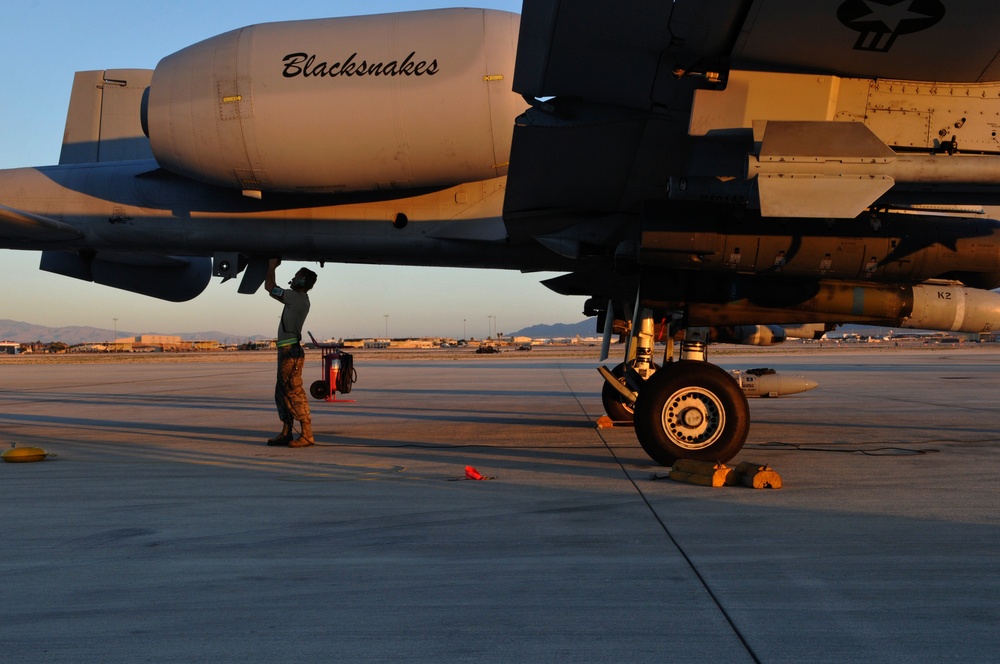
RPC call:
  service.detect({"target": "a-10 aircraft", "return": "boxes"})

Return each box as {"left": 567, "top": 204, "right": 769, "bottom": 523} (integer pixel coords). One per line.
{"left": 3, "top": 0, "right": 1000, "bottom": 465}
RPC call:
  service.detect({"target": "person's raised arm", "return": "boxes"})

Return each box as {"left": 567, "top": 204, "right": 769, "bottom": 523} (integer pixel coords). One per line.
{"left": 265, "top": 258, "right": 280, "bottom": 295}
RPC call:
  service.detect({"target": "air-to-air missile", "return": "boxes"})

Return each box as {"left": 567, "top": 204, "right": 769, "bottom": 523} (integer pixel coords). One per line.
{"left": 730, "top": 368, "right": 818, "bottom": 397}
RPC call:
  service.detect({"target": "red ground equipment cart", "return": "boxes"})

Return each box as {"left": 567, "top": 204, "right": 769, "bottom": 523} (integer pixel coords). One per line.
{"left": 307, "top": 332, "right": 356, "bottom": 402}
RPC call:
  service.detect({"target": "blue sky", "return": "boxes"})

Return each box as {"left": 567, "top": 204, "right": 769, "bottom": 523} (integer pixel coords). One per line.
{"left": 0, "top": 1, "right": 589, "bottom": 339}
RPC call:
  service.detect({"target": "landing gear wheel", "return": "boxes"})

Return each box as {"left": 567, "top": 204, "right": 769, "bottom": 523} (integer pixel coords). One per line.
{"left": 633, "top": 360, "right": 750, "bottom": 466}
{"left": 310, "top": 380, "right": 330, "bottom": 400}
{"left": 601, "top": 362, "right": 658, "bottom": 422}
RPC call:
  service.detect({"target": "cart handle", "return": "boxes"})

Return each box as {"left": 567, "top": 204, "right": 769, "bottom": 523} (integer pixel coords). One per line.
{"left": 307, "top": 331, "right": 341, "bottom": 348}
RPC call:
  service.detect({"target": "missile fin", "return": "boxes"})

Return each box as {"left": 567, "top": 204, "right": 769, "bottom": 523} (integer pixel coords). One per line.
{"left": 757, "top": 174, "right": 895, "bottom": 219}
{"left": 753, "top": 121, "right": 896, "bottom": 218}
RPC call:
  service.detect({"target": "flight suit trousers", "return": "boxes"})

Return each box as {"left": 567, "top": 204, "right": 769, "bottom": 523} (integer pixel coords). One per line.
{"left": 275, "top": 344, "right": 311, "bottom": 430}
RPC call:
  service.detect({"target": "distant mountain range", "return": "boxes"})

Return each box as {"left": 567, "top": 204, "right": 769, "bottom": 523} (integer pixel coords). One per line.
{"left": 512, "top": 319, "right": 599, "bottom": 339}
{"left": 0, "top": 319, "right": 263, "bottom": 346}
{"left": 0, "top": 318, "right": 600, "bottom": 345}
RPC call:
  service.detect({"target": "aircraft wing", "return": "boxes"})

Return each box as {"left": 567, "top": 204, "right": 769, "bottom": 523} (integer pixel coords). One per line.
{"left": 0, "top": 204, "right": 83, "bottom": 244}
{"left": 732, "top": 0, "right": 1000, "bottom": 83}
{"left": 513, "top": 0, "right": 1000, "bottom": 107}
{"left": 512, "top": 0, "right": 745, "bottom": 108}
{"left": 505, "top": 0, "right": 1000, "bottom": 226}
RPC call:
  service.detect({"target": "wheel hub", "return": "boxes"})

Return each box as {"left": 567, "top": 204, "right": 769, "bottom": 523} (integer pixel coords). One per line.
{"left": 662, "top": 388, "right": 725, "bottom": 450}
{"left": 680, "top": 407, "right": 704, "bottom": 428}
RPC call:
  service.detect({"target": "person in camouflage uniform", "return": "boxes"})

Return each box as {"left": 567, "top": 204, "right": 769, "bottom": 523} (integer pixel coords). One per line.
{"left": 264, "top": 258, "right": 318, "bottom": 447}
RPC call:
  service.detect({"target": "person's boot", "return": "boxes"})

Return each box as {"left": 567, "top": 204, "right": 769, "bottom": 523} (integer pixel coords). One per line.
{"left": 289, "top": 420, "right": 314, "bottom": 447}
{"left": 267, "top": 421, "right": 293, "bottom": 446}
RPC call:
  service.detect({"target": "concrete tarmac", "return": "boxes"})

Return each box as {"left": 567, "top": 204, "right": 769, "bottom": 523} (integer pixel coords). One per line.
{"left": 1, "top": 347, "right": 998, "bottom": 662}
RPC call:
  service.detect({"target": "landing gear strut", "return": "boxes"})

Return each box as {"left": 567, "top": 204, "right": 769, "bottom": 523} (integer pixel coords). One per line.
{"left": 600, "top": 311, "right": 658, "bottom": 421}
{"left": 601, "top": 363, "right": 638, "bottom": 421}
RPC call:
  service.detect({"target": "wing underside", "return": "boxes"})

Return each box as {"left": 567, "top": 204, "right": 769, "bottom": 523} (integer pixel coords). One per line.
{"left": 513, "top": 0, "right": 1000, "bottom": 106}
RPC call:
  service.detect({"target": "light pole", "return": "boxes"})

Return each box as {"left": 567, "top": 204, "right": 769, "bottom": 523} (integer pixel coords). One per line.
{"left": 384, "top": 314, "right": 389, "bottom": 339}
{"left": 463, "top": 318, "right": 467, "bottom": 340}
{"left": 487, "top": 315, "right": 493, "bottom": 340}
{"left": 112, "top": 317, "right": 118, "bottom": 352}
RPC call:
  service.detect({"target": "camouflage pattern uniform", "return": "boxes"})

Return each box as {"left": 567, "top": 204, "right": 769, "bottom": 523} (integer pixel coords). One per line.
{"left": 275, "top": 342, "right": 310, "bottom": 436}
{"left": 270, "top": 286, "right": 312, "bottom": 444}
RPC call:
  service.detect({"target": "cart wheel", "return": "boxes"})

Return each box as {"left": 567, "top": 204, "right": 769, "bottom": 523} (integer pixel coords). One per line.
{"left": 310, "top": 380, "right": 330, "bottom": 400}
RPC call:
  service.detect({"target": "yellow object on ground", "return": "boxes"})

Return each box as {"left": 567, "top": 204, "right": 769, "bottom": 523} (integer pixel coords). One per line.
{"left": 1, "top": 445, "right": 49, "bottom": 463}
{"left": 733, "top": 462, "right": 783, "bottom": 489}
{"left": 666, "top": 459, "right": 783, "bottom": 488}
{"left": 669, "top": 459, "right": 734, "bottom": 487}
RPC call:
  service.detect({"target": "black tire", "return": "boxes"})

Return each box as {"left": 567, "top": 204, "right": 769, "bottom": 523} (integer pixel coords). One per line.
{"left": 633, "top": 361, "right": 750, "bottom": 466}
{"left": 310, "top": 380, "right": 330, "bottom": 400}
{"left": 601, "top": 361, "right": 658, "bottom": 422}
{"left": 601, "top": 363, "right": 635, "bottom": 421}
